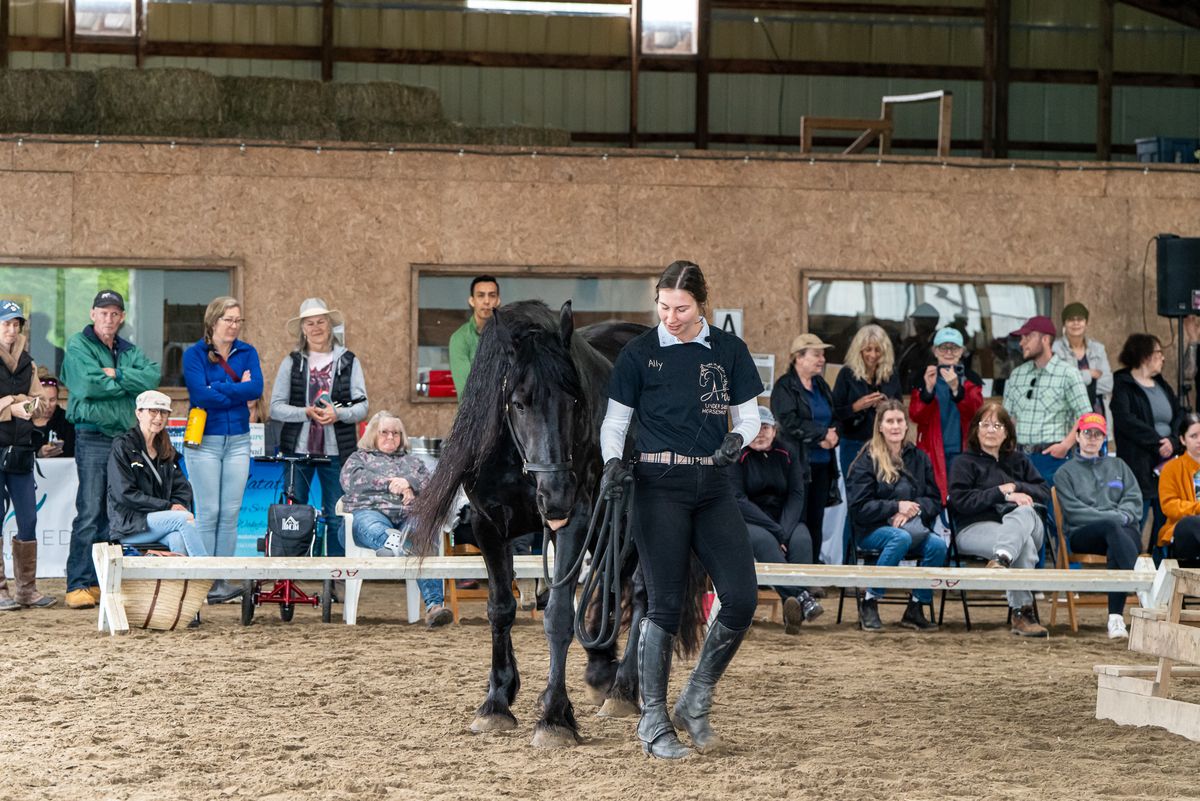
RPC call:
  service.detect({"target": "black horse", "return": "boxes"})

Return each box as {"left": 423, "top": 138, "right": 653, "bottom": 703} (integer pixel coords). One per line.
{"left": 411, "top": 300, "right": 701, "bottom": 747}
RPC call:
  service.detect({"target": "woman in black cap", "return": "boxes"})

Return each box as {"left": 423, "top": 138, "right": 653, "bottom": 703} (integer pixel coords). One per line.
{"left": 600, "top": 260, "right": 762, "bottom": 759}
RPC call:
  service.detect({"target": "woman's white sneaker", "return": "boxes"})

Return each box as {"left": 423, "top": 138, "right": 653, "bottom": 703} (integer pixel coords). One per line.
{"left": 1107, "top": 614, "right": 1129, "bottom": 640}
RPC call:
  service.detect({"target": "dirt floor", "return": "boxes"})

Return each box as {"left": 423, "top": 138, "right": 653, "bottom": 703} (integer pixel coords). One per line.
{"left": 1, "top": 580, "right": 1197, "bottom": 801}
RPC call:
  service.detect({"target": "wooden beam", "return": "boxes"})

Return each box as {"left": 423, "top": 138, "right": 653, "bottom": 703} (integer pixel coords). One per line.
{"left": 1097, "top": 0, "right": 1114, "bottom": 160}
{"left": 629, "top": 0, "right": 639, "bottom": 147}
{"left": 712, "top": 0, "right": 984, "bottom": 16}
{"left": 695, "top": 0, "right": 711, "bottom": 149}
{"left": 995, "top": 0, "right": 1010, "bottom": 157}
{"left": 0, "top": 0, "right": 9, "bottom": 69}
{"left": 982, "top": 0, "right": 996, "bottom": 157}
{"left": 321, "top": 0, "right": 334, "bottom": 82}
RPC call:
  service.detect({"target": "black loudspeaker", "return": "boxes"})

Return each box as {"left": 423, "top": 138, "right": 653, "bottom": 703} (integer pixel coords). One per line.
{"left": 1158, "top": 234, "right": 1200, "bottom": 317}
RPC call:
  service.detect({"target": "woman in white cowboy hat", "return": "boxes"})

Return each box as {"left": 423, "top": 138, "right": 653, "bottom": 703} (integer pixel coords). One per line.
{"left": 269, "top": 298, "right": 369, "bottom": 556}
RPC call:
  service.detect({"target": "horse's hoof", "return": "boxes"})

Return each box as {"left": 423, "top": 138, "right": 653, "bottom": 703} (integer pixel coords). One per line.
{"left": 469, "top": 714, "right": 518, "bottom": 733}
{"left": 583, "top": 685, "right": 608, "bottom": 706}
{"left": 596, "top": 697, "right": 639, "bottom": 719}
{"left": 530, "top": 725, "right": 580, "bottom": 748}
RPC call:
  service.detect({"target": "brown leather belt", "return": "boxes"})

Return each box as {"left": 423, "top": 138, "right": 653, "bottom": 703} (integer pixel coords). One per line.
{"left": 637, "top": 451, "right": 714, "bottom": 466}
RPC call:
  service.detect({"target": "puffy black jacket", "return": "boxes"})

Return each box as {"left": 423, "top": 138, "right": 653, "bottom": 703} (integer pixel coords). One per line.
{"left": 845, "top": 443, "right": 941, "bottom": 541}
{"left": 726, "top": 440, "right": 807, "bottom": 544}
{"left": 1110, "top": 367, "right": 1183, "bottom": 498}
{"left": 106, "top": 427, "right": 193, "bottom": 539}
{"left": 946, "top": 447, "right": 1049, "bottom": 530}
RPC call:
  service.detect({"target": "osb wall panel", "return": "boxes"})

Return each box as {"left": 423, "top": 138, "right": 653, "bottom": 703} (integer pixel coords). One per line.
{"left": 3, "top": 139, "right": 1199, "bottom": 437}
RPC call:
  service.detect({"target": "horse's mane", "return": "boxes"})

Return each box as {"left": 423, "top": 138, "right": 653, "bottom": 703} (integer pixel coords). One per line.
{"left": 410, "top": 300, "right": 608, "bottom": 554}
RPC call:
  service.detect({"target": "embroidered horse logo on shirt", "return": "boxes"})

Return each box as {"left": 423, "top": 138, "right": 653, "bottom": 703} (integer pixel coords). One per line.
{"left": 699, "top": 363, "right": 730, "bottom": 414}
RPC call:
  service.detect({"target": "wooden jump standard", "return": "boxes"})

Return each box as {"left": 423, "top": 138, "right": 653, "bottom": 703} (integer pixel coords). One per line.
{"left": 93, "top": 544, "right": 1170, "bottom": 636}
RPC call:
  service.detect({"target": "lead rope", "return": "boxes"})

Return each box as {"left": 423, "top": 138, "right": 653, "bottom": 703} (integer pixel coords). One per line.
{"left": 539, "top": 467, "right": 635, "bottom": 651}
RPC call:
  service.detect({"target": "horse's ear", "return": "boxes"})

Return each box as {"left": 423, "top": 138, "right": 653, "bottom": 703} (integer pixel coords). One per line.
{"left": 559, "top": 300, "right": 574, "bottom": 346}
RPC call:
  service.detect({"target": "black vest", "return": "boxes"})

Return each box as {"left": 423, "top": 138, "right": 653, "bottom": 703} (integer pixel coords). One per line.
{"left": 0, "top": 351, "right": 35, "bottom": 448}
{"left": 278, "top": 350, "right": 359, "bottom": 457}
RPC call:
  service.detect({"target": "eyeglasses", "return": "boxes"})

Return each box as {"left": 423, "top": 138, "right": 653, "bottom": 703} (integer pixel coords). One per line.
{"left": 1079, "top": 429, "right": 1106, "bottom": 439}
{"left": 935, "top": 344, "right": 963, "bottom": 353}
{"left": 978, "top": 422, "right": 1005, "bottom": 432}
{"left": 378, "top": 430, "right": 403, "bottom": 439}
{"left": 140, "top": 408, "right": 170, "bottom": 417}
{"left": 219, "top": 317, "right": 245, "bottom": 325}
{"left": 1025, "top": 377, "right": 1038, "bottom": 400}
{"left": 40, "top": 378, "right": 58, "bottom": 387}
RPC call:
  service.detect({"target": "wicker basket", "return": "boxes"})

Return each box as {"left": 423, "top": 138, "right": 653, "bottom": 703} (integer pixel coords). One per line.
{"left": 123, "top": 578, "right": 212, "bottom": 631}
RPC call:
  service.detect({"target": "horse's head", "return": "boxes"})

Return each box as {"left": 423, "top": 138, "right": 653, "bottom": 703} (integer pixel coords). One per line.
{"left": 496, "top": 300, "right": 584, "bottom": 530}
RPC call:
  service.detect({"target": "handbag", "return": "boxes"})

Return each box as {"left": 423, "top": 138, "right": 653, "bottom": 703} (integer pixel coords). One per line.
{"left": 900, "top": 515, "right": 931, "bottom": 554}
{"left": 0, "top": 445, "right": 34, "bottom": 474}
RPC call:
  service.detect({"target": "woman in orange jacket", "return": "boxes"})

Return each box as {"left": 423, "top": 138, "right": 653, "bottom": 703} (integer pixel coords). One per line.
{"left": 1156, "top": 412, "right": 1200, "bottom": 565}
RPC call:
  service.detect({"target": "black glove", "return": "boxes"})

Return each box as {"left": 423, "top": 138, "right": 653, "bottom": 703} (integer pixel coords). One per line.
{"left": 712, "top": 433, "right": 743, "bottom": 467}
{"left": 601, "top": 457, "right": 630, "bottom": 500}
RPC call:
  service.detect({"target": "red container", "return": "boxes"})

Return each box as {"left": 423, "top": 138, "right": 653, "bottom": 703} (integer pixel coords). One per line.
{"left": 427, "top": 383, "right": 457, "bottom": 398}
{"left": 429, "top": 369, "right": 454, "bottom": 386}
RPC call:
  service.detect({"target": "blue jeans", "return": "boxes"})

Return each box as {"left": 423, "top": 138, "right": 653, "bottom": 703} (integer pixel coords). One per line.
{"left": 351, "top": 508, "right": 443, "bottom": 607}
{"left": 186, "top": 433, "right": 251, "bottom": 558}
{"left": 857, "top": 525, "right": 949, "bottom": 603}
{"left": 67, "top": 430, "right": 114, "bottom": 591}
{"left": 286, "top": 454, "right": 344, "bottom": 557}
{"left": 1027, "top": 451, "right": 1068, "bottom": 566}
{"left": 1, "top": 468, "right": 37, "bottom": 541}
{"left": 121, "top": 510, "right": 211, "bottom": 557}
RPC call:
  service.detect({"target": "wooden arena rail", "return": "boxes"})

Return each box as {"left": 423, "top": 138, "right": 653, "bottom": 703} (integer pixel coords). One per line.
{"left": 93, "top": 544, "right": 1171, "bottom": 635}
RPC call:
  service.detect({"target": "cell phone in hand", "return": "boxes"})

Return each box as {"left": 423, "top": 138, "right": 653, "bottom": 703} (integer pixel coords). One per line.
{"left": 315, "top": 391, "right": 333, "bottom": 407}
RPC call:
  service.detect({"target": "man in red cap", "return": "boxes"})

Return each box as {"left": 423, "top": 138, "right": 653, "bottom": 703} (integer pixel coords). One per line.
{"left": 1002, "top": 315, "right": 1092, "bottom": 506}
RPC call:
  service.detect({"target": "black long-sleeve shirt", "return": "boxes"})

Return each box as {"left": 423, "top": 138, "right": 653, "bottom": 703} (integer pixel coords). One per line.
{"left": 726, "top": 441, "right": 808, "bottom": 543}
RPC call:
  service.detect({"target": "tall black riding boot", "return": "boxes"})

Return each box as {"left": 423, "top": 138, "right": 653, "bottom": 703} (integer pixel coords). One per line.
{"left": 671, "top": 620, "right": 747, "bottom": 754}
{"left": 637, "top": 618, "right": 693, "bottom": 759}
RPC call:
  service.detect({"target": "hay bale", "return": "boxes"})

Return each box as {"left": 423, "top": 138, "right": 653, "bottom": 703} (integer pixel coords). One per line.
{"left": 338, "top": 121, "right": 570, "bottom": 148}
{"left": 0, "top": 69, "right": 97, "bottom": 135}
{"left": 325, "top": 82, "right": 443, "bottom": 127}
{"left": 216, "top": 120, "right": 341, "bottom": 142}
{"left": 219, "top": 76, "right": 327, "bottom": 125}
{"left": 95, "top": 68, "right": 221, "bottom": 137}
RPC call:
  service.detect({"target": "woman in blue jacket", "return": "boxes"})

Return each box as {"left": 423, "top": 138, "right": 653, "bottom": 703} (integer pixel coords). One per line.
{"left": 183, "top": 296, "right": 263, "bottom": 603}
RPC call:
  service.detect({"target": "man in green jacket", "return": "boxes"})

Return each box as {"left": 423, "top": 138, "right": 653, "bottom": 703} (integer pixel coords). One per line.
{"left": 60, "top": 290, "right": 161, "bottom": 609}
{"left": 447, "top": 275, "right": 500, "bottom": 399}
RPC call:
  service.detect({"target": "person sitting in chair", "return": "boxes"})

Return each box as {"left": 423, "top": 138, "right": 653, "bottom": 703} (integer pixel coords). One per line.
{"left": 107, "top": 391, "right": 209, "bottom": 557}
{"left": 1054, "top": 412, "right": 1142, "bottom": 640}
{"left": 1155, "top": 413, "right": 1200, "bottom": 568}
{"left": 339, "top": 410, "right": 451, "bottom": 628}
{"left": 947, "top": 400, "right": 1049, "bottom": 638}
{"left": 845, "top": 399, "right": 946, "bottom": 632}
{"left": 727, "top": 406, "right": 823, "bottom": 634}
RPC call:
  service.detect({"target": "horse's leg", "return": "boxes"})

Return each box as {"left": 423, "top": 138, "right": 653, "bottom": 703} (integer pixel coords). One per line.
{"left": 597, "top": 559, "right": 645, "bottom": 719}
{"left": 582, "top": 587, "right": 619, "bottom": 707}
{"left": 469, "top": 522, "right": 521, "bottom": 734}
{"left": 530, "top": 508, "right": 587, "bottom": 748}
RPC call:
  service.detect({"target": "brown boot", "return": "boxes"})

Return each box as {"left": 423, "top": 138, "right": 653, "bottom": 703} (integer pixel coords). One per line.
{"left": 1010, "top": 606, "right": 1047, "bottom": 638}
{"left": 11, "top": 540, "right": 57, "bottom": 608}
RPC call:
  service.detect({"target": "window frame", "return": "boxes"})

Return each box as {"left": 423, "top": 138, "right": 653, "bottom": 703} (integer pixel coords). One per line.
{"left": 1, "top": 255, "right": 243, "bottom": 397}
{"left": 410, "top": 262, "right": 661, "bottom": 404}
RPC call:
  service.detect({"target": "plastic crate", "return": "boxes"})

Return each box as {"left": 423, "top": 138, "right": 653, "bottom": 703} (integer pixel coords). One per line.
{"left": 1136, "top": 137, "right": 1199, "bottom": 164}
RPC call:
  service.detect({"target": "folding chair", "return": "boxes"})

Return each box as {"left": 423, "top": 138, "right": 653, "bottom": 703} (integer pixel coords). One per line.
{"left": 938, "top": 509, "right": 1011, "bottom": 631}
{"left": 836, "top": 532, "right": 937, "bottom": 627}
{"left": 1048, "top": 487, "right": 1131, "bottom": 632}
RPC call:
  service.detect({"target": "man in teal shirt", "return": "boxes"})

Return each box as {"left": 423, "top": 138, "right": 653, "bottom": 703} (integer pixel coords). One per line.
{"left": 448, "top": 275, "right": 500, "bottom": 397}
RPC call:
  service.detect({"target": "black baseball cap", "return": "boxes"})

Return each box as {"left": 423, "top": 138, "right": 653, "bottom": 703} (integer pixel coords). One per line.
{"left": 92, "top": 290, "right": 125, "bottom": 310}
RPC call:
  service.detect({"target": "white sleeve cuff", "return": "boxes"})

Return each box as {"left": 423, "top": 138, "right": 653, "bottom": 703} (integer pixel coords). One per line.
{"left": 729, "top": 399, "right": 761, "bottom": 444}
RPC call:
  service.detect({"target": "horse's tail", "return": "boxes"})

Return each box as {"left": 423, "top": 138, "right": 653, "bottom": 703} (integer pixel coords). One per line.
{"left": 408, "top": 440, "right": 469, "bottom": 557}
{"left": 675, "top": 556, "right": 708, "bottom": 658}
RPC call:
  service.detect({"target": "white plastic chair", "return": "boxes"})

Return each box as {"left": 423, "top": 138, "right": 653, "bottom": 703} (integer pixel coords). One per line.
{"left": 337, "top": 499, "right": 433, "bottom": 625}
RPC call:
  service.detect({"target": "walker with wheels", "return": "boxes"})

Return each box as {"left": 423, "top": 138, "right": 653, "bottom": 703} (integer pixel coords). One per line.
{"left": 240, "top": 454, "right": 335, "bottom": 625}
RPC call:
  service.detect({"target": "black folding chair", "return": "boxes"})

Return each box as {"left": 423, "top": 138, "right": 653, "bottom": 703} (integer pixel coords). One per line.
{"left": 836, "top": 532, "right": 938, "bottom": 627}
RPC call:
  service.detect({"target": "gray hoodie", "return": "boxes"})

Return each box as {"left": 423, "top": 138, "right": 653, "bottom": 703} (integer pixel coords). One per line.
{"left": 1054, "top": 452, "right": 1143, "bottom": 536}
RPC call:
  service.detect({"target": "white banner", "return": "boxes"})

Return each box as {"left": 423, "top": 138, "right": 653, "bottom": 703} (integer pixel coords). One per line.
{"left": 2, "top": 458, "right": 78, "bottom": 579}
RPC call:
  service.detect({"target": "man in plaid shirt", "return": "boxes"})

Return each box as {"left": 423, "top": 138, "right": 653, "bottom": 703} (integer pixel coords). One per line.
{"left": 1003, "top": 315, "right": 1092, "bottom": 484}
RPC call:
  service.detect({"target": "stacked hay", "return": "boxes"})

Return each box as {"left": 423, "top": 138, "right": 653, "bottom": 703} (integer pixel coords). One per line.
{"left": 95, "top": 68, "right": 221, "bottom": 137}
{"left": 465, "top": 125, "right": 572, "bottom": 147}
{"left": 0, "top": 69, "right": 97, "bottom": 135}
{"left": 217, "top": 76, "right": 339, "bottom": 141}
{"left": 328, "top": 81, "right": 444, "bottom": 142}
